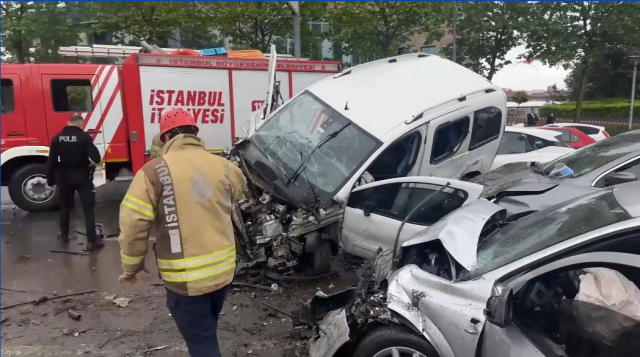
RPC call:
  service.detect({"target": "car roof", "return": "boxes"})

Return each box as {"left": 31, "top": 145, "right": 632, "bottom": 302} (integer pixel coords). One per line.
{"left": 505, "top": 126, "right": 562, "bottom": 141}
{"left": 550, "top": 123, "right": 605, "bottom": 131}
{"left": 613, "top": 182, "right": 640, "bottom": 218}
{"left": 307, "top": 53, "right": 501, "bottom": 139}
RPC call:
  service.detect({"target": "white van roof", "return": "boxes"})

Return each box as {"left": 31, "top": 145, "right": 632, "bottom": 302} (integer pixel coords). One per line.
{"left": 306, "top": 54, "right": 501, "bottom": 140}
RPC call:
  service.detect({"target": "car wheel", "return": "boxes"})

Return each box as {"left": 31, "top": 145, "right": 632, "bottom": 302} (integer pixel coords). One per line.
{"left": 8, "top": 164, "right": 60, "bottom": 212}
{"left": 307, "top": 239, "right": 332, "bottom": 276}
{"left": 353, "top": 325, "right": 438, "bottom": 357}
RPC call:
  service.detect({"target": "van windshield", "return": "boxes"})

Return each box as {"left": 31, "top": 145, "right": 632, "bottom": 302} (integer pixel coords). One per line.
{"left": 252, "top": 91, "right": 381, "bottom": 196}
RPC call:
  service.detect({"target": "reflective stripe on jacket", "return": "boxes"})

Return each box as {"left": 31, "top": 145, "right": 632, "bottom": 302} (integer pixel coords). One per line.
{"left": 118, "top": 134, "right": 247, "bottom": 296}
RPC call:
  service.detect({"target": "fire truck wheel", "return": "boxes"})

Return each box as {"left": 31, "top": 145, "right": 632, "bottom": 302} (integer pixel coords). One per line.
{"left": 308, "top": 239, "right": 332, "bottom": 276}
{"left": 8, "top": 164, "right": 60, "bottom": 212}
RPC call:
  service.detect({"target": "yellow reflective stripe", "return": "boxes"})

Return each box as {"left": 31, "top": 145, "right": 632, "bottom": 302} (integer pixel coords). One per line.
{"left": 161, "top": 257, "right": 236, "bottom": 283}
{"left": 121, "top": 253, "right": 144, "bottom": 265}
{"left": 122, "top": 195, "right": 154, "bottom": 218}
{"left": 157, "top": 245, "right": 235, "bottom": 270}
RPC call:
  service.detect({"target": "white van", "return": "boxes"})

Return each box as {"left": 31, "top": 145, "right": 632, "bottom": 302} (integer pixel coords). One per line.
{"left": 228, "top": 51, "right": 507, "bottom": 272}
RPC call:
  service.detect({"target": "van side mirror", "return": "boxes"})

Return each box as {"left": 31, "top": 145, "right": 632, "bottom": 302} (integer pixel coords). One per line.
{"left": 484, "top": 287, "right": 513, "bottom": 328}
{"left": 604, "top": 172, "right": 637, "bottom": 187}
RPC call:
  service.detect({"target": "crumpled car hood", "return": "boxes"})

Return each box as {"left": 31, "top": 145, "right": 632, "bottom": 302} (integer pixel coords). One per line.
{"left": 472, "top": 162, "right": 561, "bottom": 197}
{"left": 402, "top": 198, "right": 506, "bottom": 271}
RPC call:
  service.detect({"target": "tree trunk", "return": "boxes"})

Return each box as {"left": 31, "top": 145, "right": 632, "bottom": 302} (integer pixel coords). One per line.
{"left": 575, "top": 63, "right": 589, "bottom": 123}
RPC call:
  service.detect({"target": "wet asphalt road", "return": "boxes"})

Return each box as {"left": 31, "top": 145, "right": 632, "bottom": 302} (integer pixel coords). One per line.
{"left": 1, "top": 184, "right": 358, "bottom": 356}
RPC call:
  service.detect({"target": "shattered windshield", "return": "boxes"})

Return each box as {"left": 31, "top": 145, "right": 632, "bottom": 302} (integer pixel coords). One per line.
{"left": 540, "top": 132, "right": 640, "bottom": 177}
{"left": 252, "top": 91, "right": 380, "bottom": 195}
{"left": 460, "top": 189, "right": 630, "bottom": 281}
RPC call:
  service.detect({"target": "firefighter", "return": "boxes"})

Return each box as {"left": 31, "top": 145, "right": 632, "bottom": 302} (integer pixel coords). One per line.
{"left": 149, "top": 132, "right": 164, "bottom": 158}
{"left": 46, "top": 113, "right": 103, "bottom": 251}
{"left": 117, "top": 108, "right": 247, "bottom": 357}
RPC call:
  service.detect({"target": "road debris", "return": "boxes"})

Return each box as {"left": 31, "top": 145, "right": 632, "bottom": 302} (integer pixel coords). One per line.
{"left": 142, "top": 345, "right": 169, "bottom": 353}
{"left": 113, "top": 297, "right": 131, "bottom": 307}
{"left": 50, "top": 249, "right": 91, "bottom": 256}
{"left": 261, "top": 302, "right": 293, "bottom": 318}
{"left": 1, "top": 289, "right": 97, "bottom": 310}
{"left": 231, "top": 281, "right": 278, "bottom": 292}
{"left": 67, "top": 309, "right": 81, "bottom": 321}
{"left": 105, "top": 293, "right": 117, "bottom": 301}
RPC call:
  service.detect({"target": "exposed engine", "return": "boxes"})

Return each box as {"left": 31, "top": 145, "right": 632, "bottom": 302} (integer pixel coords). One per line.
{"left": 222, "top": 147, "right": 340, "bottom": 276}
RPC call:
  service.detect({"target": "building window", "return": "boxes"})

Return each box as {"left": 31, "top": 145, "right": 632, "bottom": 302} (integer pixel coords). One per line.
{"left": 1, "top": 79, "right": 15, "bottom": 114}
{"left": 309, "top": 22, "right": 330, "bottom": 34}
{"left": 421, "top": 46, "right": 437, "bottom": 55}
{"left": 50, "top": 79, "right": 93, "bottom": 112}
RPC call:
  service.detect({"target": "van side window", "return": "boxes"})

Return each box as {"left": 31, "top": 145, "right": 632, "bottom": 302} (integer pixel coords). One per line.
{"left": 51, "top": 79, "right": 93, "bottom": 112}
{"left": 1, "top": 79, "right": 15, "bottom": 114}
{"left": 366, "top": 131, "right": 422, "bottom": 181}
{"left": 469, "top": 106, "right": 502, "bottom": 150}
{"left": 431, "top": 116, "right": 470, "bottom": 164}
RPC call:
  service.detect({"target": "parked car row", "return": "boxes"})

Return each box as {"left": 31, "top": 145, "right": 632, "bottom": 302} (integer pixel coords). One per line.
{"left": 303, "top": 130, "right": 640, "bottom": 357}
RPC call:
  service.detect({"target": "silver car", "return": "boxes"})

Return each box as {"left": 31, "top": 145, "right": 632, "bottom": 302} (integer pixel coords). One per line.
{"left": 306, "top": 182, "right": 640, "bottom": 357}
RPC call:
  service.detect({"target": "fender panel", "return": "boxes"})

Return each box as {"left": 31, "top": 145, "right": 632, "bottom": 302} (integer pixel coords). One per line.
{"left": 1, "top": 146, "right": 50, "bottom": 166}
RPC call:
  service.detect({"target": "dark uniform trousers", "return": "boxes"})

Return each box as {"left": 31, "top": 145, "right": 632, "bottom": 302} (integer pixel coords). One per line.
{"left": 166, "top": 286, "right": 228, "bottom": 357}
{"left": 57, "top": 170, "right": 96, "bottom": 244}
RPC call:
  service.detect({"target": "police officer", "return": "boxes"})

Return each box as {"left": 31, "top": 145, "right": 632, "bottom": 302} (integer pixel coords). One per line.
{"left": 46, "top": 113, "right": 103, "bottom": 251}
{"left": 118, "top": 108, "right": 247, "bottom": 357}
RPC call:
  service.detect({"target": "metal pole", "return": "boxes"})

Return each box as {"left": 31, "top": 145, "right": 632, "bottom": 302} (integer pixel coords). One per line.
{"left": 452, "top": 2, "right": 457, "bottom": 62}
{"left": 630, "top": 59, "right": 638, "bottom": 130}
{"left": 293, "top": 13, "right": 301, "bottom": 58}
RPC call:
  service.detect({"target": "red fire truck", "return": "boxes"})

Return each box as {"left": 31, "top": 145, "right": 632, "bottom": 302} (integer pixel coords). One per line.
{"left": 0, "top": 47, "right": 340, "bottom": 212}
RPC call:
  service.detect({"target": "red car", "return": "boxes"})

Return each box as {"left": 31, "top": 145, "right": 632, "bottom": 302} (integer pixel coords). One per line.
{"left": 539, "top": 126, "right": 596, "bottom": 149}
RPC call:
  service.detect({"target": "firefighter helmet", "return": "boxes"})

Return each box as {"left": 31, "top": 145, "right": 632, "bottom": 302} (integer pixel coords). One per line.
{"left": 159, "top": 108, "right": 199, "bottom": 136}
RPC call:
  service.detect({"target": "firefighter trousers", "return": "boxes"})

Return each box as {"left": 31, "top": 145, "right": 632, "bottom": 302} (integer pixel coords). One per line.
{"left": 166, "top": 286, "right": 228, "bottom": 357}
{"left": 58, "top": 179, "right": 96, "bottom": 243}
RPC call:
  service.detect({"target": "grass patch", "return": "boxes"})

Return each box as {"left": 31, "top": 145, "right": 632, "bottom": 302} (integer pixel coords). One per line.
{"left": 540, "top": 98, "right": 640, "bottom": 118}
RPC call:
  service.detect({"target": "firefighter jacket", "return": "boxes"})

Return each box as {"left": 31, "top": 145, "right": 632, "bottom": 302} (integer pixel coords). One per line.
{"left": 149, "top": 133, "right": 163, "bottom": 159}
{"left": 118, "top": 134, "right": 247, "bottom": 296}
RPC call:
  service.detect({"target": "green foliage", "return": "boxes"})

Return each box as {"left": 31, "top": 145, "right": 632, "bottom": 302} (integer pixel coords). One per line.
{"left": 325, "top": 2, "right": 450, "bottom": 59}
{"left": 521, "top": 1, "right": 640, "bottom": 121}
{"left": 1, "top": 1, "right": 86, "bottom": 63}
{"left": 442, "top": 1, "right": 529, "bottom": 80}
{"left": 539, "top": 98, "right": 640, "bottom": 118}
{"left": 565, "top": 47, "right": 640, "bottom": 101}
{"left": 88, "top": 2, "right": 212, "bottom": 47}
{"left": 512, "top": 91, "right": 529, "bottom": 105}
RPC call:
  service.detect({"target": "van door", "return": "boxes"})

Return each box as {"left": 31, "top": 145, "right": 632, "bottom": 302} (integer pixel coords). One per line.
{"left": 41, "top": 74, "right": 107, "bottom": 186}
{"left": 1, "top": 75, "right": 28, "bottom": 151}
{"left": 341, "top": 176, "right": 483, "bottom": 260}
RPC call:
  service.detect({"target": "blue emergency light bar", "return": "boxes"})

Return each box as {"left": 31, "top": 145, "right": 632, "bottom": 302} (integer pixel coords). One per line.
{"left": 199, "top": 47, "right": 228, "bottom": 57}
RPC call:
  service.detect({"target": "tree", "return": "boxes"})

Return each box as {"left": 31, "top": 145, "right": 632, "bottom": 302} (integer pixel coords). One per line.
{"left": 442, "top": 1, "right": 530, "bottom": 81}
{"left": 513, "top": 90, "right": 529, "bottom": 106}
{"left": 210, "top": 2, "right": 292, "bottom": 53}
{"left": 522, "top": 1, "right": 640, "bottom": 122}
{"left": 88, "top": 2, "right": 211, "bottom": 47}
{"left": 1, "top": 1, "right": 86, "bottom": 63}
{"left": 325, "top": 2, "right": 450, "bottom": 59}
{"left": 547, "top": 84, "right": 568, "bottom": 102}
{"left": 564, "top": 47, "right": 640, "bottom": 101}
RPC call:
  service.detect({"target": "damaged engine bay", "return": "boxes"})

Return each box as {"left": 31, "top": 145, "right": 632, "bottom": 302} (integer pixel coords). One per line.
{"left": 222, "top": 142, "right": 344, "bottom": 278}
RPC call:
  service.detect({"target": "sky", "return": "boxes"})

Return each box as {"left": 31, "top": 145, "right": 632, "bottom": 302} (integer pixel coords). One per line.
{"left": 491, "top": 45, "right": 570, "bottom": 91}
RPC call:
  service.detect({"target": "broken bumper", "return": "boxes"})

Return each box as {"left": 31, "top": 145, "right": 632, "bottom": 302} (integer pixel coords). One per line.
{"left": 309, "top": 309, "right": 351, "bottom": 357}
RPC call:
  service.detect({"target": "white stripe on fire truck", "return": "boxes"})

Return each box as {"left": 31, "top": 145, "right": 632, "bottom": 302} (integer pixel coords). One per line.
{"left": 82, "top": 65, "right": 105, "bottom": 121}
{"left": 100, "top": 90, "right": 124, "bottom": 154}
{"left": 85, "top": 67, "right": 118, "bottom": 132}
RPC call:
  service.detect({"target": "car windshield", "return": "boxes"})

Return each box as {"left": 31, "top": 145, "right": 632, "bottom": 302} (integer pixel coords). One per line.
{"left": 540, "top": 132, "right": 640, "bottom": 177}
{"left": 460, "top": 189, "right": 631, "bottom": 280}
{"left": 252, "top": 91, "right": 380, "bottom": 194}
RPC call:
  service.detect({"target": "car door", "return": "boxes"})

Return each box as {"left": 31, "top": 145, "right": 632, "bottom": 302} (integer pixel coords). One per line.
{"left": 480, "top": 252, "right": 640, "bottom": 357}
{"left": 1, "top": 75, "right": 28, "bottom": 151}
{"left": 341, "top": 176, "right": 483, "bottom": 260}
{"left": 492, "top": 132, "right": 542, "bottom": 171}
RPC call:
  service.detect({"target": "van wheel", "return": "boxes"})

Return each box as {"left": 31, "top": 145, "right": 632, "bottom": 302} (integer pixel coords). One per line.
{"left": 307, "top": 239, "right": 332, "bottom": 276}
{"left": 8, "top": 164, "right": 59, "bottom": 212}
{"left": 353, "top": 325, "right": 438, "bottom": 357}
